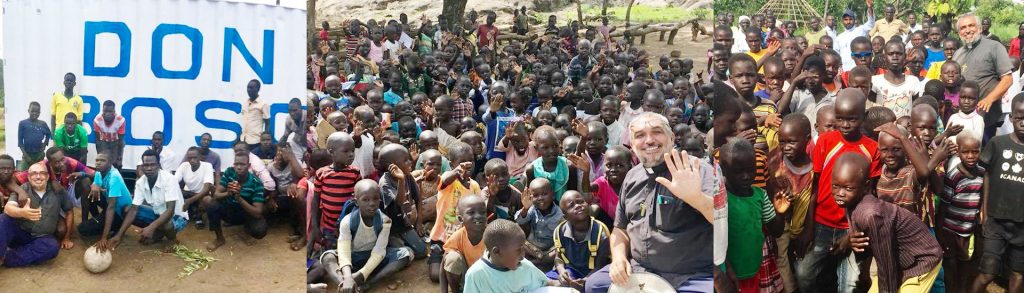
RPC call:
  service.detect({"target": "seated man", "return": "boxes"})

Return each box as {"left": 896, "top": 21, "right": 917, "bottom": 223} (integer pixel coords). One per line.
{"left": 78, "top": 153, "right": 133, "bottom": 241}
{"left": 34, "top": 148, "right": 94, "bottom": 225}
{"left": 0, "top": 162, "right": 74, "bottom": 267}
{"left": 585, "top": 114, "right": 715, "bottom": 292}
{"left": 0, "top": 155, "right": 28, "bottom": 214}
{"left": 203, "top": 153, "right": 268, "bottom": 252}
{"left": 175, "top": 147, "right": 215, "bottom": 229}
{"left": 106, "top": 150, "right": 187, "bottom": 251}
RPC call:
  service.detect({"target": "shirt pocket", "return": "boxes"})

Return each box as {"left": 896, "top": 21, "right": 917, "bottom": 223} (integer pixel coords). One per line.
{"left": 656, "top": 194, "right": 691, "bottom": 233}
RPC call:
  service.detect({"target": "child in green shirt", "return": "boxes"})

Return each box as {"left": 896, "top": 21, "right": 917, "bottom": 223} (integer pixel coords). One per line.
{"left": 54, "top": 112, "right": 88, "bottom": 163}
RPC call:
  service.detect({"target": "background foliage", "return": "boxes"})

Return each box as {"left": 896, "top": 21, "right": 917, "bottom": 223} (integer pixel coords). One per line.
{"left": 714, "top": 0, "right": 1024, "bottom": 42}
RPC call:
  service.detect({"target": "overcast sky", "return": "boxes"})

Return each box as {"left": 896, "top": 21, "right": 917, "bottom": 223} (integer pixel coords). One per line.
{"left": 0, "top": 0, "right": 307, "bottom": 59}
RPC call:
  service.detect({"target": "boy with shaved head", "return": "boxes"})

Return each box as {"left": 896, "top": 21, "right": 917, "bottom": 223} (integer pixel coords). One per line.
{"left": 795, "top": 88, "right": 881, "bottom": 292}
{"left": 309, "top": 132, "right": 362, "bottom": 256}
{"left": 832, "top": 152, "right": 942, "bottom": 293}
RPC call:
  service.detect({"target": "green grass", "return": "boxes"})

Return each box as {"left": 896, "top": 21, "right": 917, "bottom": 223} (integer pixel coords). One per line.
{"left": 534, "top": 5, "right": 711, "bottom": 25}
{"left": 991, "top": 23, "right": 1018, "bottom": 44}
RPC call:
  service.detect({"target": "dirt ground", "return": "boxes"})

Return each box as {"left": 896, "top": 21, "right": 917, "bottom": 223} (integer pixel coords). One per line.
{"left": 0, "top": 209, "right": 304, "bottom": 292}
{"left": 631, "top": 20, "right": 712, "bottom": 72}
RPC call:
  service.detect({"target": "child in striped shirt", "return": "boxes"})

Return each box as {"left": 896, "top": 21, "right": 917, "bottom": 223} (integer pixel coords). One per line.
{"left": 939, "top": 132, "right": 985, "bottom": 292}
{"left": 309, "top": 132, "right": 362, "bottom": 255}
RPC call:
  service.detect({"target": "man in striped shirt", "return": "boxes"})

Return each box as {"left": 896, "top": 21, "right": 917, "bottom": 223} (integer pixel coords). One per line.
{"left": 309, "top": 132, "right": 361, "bottom": 254}
{"left": 92, "top": 100, "right": 125, "bottom": 168}
{"left": 205, "top": 153, "right": 267, "bottom": 251}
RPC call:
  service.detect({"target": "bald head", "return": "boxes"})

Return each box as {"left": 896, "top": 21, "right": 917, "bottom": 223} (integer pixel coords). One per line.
{"left": 327, "top": 132, "right": 354, "bottom": 150}
{"left": 458, "top": 194, "right": 486, "bottom": 210}
{"left": 835, "top": 89, "right": 867, "bottom": 113}
{"left": 833, "top": 152, "right": 870, "bottom": 185}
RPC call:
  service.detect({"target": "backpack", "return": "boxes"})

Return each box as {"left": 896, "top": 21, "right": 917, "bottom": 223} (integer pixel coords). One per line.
{"left": 552, "top": 218, "right": 607, "bottom": 271}
{"left": 340, "top": 200, "right": 384, "bottom": 236}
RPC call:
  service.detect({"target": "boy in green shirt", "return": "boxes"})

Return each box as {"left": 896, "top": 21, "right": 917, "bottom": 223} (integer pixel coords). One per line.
{"left": 720, "top": 136, "right": 784, "bottom": 291}
{"left": 54, "top": 112, "right": 88, "bottom": 163}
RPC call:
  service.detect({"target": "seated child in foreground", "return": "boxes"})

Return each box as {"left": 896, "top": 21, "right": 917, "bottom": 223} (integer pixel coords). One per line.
{"left": 310, "top": 179, "right": 414, "bottom": 293}
{"left": 516, "top": 178, "right": 563, "bottom": 271}
{"left": 441, "top": 195, "right": 488, "bottom": 292}
{"left": 463, "top": 219, "right": 559, "bottom": 293}
{"left": 548, "top": 190, "right": 611, "bottom": 291}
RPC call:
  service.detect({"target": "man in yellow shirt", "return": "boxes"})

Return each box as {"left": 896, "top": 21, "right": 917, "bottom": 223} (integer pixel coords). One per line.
{"left": 51, "top": 72, "right": 83, "bottom": 131}
{"left": 869, "top": 5, "right": 909, "bottom": 43}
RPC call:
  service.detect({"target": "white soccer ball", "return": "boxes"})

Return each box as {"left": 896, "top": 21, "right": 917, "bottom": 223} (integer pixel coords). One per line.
{"left": 83, "top": 245, "right": 112, "bottom": 273}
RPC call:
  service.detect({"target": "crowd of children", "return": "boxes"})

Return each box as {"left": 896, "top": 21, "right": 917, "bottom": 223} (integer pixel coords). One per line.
{"left": 303, "top": 8, "right": 715, "bottom": 292}
{"left": 712, "top": 5, "right": 1024, "bottom": 293}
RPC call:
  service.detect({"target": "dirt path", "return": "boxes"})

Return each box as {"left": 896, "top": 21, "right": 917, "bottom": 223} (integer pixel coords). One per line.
{"left": 1, "top": 210, "right": 304, "bottom": 292}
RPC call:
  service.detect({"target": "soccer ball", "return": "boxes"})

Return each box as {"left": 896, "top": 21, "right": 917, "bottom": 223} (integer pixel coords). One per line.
{"left": 83, "top": 245, "right": 112, "bottom": 273}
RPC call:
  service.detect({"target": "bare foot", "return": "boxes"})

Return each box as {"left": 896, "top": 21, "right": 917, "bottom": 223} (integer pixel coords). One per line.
{"left": 307, "top": 283, "right": 327, "bottom": 293}
{"left": 287, "top": 234, "right": 302, "bottom": 243}
{"left": 289, "top": 239, "right": 304, "bottom": 251}
{"left": 206, "top": 238, "right": 226, "bottom": 252}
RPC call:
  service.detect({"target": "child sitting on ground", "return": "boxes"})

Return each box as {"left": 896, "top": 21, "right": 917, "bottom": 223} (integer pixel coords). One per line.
{"left": 495, "top": 121, "right": 537, "bottom": 189}
{"left": 428, "top": 142, "right": 482, "bottom": 282}
{"left": 440, "top": 195, "right": 488, "bottom": 292}
{"left": 308, "top": 132, "right": 362, "bottom": 257}
{"left": 481, "top": 159, "right": 522, "bottom": 221}
{"left": 548, "top": 190, "right": 611, "bottom": 292}
{"left": 587, "top": 146, "right": 632, "bottom": 228}
{"left": 377, "top": 144, "right": 426, "bottom": 259}
{"left": 411, "top": 149, "right": 443, "bottom": 225}
{"left": 463, "top": 219, "right": 559, "bottom": 292}
{"left": 525, "top": 123, "right": 590, "bottom": 202}
{"left": 516, "top": 178, "right": 562, "bottom": 271}
{"left": 458, "top": 131, "right": 487, "bottom": 183}
{"left": 415, "top": 130, "right": 452, "bottom": 172}
{"left": 311, "top": 179, "right": 414, "bottom": 293}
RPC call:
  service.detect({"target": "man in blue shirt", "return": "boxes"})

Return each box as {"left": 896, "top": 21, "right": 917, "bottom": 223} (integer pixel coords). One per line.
{"left": 17, "top": 102, "right": 51, "bottom": 170}
{"left": 86, "top": 153, "right": 134, "bottom": 252}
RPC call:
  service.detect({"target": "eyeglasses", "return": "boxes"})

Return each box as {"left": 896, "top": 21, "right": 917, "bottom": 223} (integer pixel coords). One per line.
{"left": 851, "top": 51, "right": 873, "bottom": 58}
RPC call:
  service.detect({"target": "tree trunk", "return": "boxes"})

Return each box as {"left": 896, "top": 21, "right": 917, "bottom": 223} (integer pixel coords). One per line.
{"left": 442, "top": 0, "right": 469, "bottom": 33}
{"left": 576, "top": 0, "right": 584, "bottom": 24}
{"left": 624, "top": 0, "right": 636, "bottom": 45}
{"left": 307, "top": 0, "right": 316, "bottom": 52}
{"left": 602, "top": 0, "right": 609, "bottom": 16}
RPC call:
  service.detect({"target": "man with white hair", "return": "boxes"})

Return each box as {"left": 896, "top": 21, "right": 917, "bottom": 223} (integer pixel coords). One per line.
{"left": 585, "top": 113, "right": 715, "bottom": 292}
{"left": 953, "top": 13, "right": 1014, "bottom": 143}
